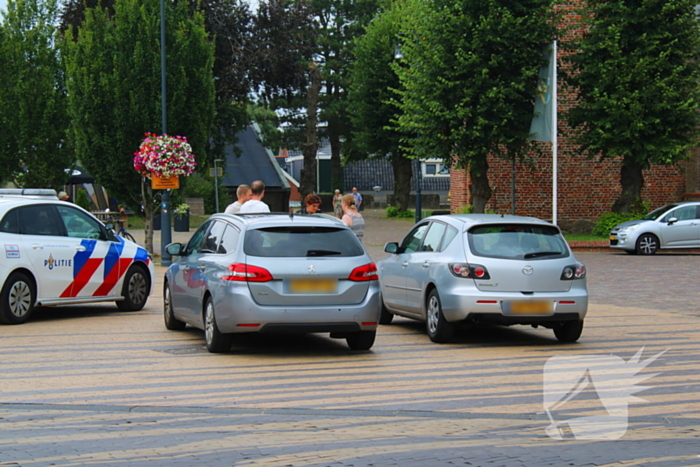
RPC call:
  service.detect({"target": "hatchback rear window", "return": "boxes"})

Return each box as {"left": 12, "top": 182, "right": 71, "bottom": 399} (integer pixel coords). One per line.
{"left": 467, "top": 224, "right": 569, "bottom": 260}
{"left": 244, "top": 227, "right": 365, "bottom": 257}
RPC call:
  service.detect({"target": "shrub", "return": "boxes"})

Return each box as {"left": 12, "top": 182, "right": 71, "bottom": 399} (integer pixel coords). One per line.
{"left": 75, "top": 189, "right": 91, "bottom": 211}
{"left": 386, "top": 206, "right": 414, "bottom": 218}
{"left": 593, "top": 210, "right": 646, "bottom": 236}
{"left": 455, "top": 204, "right": 473, "bottom": 214}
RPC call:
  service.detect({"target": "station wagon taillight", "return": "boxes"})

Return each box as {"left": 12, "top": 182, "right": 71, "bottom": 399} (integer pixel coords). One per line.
{"left": 223, "top": 263, "right": 273, "bottom": 282}
{"left": 348, "top": 263, "right": 378, "bottom": 281}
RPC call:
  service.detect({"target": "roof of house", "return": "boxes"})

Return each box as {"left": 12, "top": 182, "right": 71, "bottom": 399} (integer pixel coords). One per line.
{"left": 221, "top": 124, "right": 289, "bottom": 190}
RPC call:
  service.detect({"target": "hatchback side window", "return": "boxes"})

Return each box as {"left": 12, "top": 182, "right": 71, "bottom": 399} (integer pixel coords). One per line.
{"left": 401, "top": 224, "right": 429, "bottom": 253}
{"left": 18, "top": 205, "right": 62, "bottom": 236}
{"left": 217, "top": 225, "right": 240, "bottom": 254}
{"left": 56, "top": 205, "right": 104, "bottom": 240}
{"left": 202, "top": 221, "right": 227, "bottom": 253}
{"left": 186, "top": 220, "right": 213, "bottom": 255}
{"left": 420, "top": 222, "right": 447, "bottom": 252}
{"left": 669, "top": 205, "right": 696, "bottom": 222}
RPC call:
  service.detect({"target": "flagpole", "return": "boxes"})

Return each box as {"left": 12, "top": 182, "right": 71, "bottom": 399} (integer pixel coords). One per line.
{"left": 552, "top": 40, "right": 558, "bottom": 226}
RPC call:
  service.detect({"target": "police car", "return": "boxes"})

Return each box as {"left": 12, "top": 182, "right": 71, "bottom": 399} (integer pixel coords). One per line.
{"left": 0, "top": 189, "right": 155, "bottom": 324}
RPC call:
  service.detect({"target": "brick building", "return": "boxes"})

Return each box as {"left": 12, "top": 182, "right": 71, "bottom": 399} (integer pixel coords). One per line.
{"left": 448, "top": 2, "right": 700, "bottom": 231}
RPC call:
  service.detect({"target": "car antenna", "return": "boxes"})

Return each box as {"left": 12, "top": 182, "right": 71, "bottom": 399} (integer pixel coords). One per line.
{"left": 289, "top": 210, "right": 294, "bottom": 220}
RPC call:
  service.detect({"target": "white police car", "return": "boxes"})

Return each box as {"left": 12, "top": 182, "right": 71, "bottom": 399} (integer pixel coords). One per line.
{"left": 0, "top": 189, "right": 154, "bottom": 324}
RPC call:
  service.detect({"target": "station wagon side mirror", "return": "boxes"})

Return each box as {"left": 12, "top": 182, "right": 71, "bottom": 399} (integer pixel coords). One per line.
{"left": 384, "top": 242, "right": 399, "bottom": 254}
{"left": 667, "top": 217, "right": 678, "bottom": 225}
{"left": 165, "top": 242, "right": 185, "bottom": 256}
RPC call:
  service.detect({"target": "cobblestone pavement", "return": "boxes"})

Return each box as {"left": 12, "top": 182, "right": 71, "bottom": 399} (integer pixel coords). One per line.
{"left": 1, "top": 211, "right": 699, "bottom": 466}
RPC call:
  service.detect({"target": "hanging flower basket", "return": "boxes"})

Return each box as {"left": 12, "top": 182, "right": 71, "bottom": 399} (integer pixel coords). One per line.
{"left": 133, "top": 133, "right": 197, "bottom": 182}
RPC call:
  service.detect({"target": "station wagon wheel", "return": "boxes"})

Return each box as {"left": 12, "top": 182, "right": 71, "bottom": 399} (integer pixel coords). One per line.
{"left": 163, "top": 283, "right": 186, "bottom": 331}
{"left": 204, "top": 297, "right": 233, "bottom": 353}
{"left": 553, "top": 320, "right": 584, "bottom": 343}
{"left": 426, "top": 289, "right": 455, "bottom": 343}
{"left": 379, "top": 300, "right": 394, "bottom": 325}
{"left": 0, "top": 272, "right": 35, "bottom": 325}
{"left": 346, "top": 330, "right": 376, "bottom": 350}
{"left": 636, "top": 233, "right": 659, "bottom": 255}
{"left": 116, "top": 265, "right": 150, "bottom": 311}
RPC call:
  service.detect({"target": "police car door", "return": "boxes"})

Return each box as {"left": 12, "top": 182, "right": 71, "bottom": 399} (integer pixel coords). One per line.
{"left": 18, "top": 204, "right": 83, "bottom": 300}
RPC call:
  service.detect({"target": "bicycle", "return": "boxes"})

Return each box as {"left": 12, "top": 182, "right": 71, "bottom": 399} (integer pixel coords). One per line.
{"left": 114, "top": 218, "right": 136, "bottom": 243}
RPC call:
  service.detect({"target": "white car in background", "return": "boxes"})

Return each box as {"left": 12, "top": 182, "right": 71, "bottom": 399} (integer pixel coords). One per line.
{"left": 0, "top": 189, "right": 154, "bottom": 324}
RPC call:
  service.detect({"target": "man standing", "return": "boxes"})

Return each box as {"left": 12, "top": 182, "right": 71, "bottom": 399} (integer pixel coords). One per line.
{"left": 352, "top": 187, "right": 363, "bottom": 212}
{"left": 239, "top": 180, "right": 270, "bottom": 213}
{"left": 224, "top": 184, "right": 251, "bottom": 214}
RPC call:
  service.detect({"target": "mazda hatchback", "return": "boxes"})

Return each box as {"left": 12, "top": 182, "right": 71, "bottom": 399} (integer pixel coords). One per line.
{"left": 377, "top": 214, "right": 588, "bottom": 343}
{"left": 163, "top": 213, "right": 381, "bottom": 352}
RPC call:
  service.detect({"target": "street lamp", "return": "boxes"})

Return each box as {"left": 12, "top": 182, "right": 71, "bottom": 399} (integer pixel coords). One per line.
{"left": 213, "top": 159, "right": 224, "bottom": 212}
{"left": 159, "top": 0, "right": 172, "bottom": 266}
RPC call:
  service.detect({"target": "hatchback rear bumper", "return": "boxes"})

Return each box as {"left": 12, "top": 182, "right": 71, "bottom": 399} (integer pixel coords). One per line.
{"left": 213, "top": 284, "right": 382, "bottom": 333}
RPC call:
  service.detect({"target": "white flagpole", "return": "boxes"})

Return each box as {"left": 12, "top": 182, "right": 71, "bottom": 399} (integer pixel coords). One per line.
{"left": 552, "top": 40, "right": 558, "bottom": 226}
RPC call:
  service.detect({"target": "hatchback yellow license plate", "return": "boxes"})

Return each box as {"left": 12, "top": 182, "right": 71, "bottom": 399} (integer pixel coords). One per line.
{"left": 609, "top": 235, "right": 616, "bottom": 241}
{"left": 289, "top": 278, "right": 337, "bottom": 294}
{"left": 505, "top": 300, "right": 553, "bottom": 315}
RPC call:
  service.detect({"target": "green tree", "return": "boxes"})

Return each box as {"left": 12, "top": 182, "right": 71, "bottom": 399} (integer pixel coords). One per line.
{"left": 64, "top": 0, "right": 215, "bottom": 253}
{"left": 565, "top": 0, "right": 700, "bottom": 214}
{"left": 347, "top": 0, "right": 413, "bottom": 210}
{"left": 393, "top": 0, "right": 555, "bottom": 213}
{"left": 0, "top": 0, "right": 71, "bottom": 189}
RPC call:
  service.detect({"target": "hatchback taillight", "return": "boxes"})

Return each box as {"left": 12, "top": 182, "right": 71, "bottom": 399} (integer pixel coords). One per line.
{"left": 222, "top": 263, "right": 273, "bottom": 282}
{"left": 449, "top": 263, "right": 490, "bottom": 279}
{"left": 560, "top": 264, "right": 586, "bottom": 280}
{"left": 348, "top": 263, "right": 378, "bottom": 281}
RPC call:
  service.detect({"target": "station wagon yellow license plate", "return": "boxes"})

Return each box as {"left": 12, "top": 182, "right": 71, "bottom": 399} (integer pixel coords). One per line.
{"left": 503, "top": 300, "right": 553, "bottom": 315}
{"left": 289, "top": 278, "right": 337, "bottom": 294}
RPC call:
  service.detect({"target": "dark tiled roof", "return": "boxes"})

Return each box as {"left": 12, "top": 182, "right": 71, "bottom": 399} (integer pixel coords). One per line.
{"left": 221, "top": 125, "right": 288, "bottom": 189}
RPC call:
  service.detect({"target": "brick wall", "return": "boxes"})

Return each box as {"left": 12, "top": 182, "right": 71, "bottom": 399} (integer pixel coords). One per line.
{"left": 449, "top": 1, "right": 696, "bottom": 230}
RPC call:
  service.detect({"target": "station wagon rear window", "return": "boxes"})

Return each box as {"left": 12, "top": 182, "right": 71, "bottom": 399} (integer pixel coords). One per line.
{"left": 467, "top": 224, "right": 569, "bottom": 260}
{"left": 244, "top": 227, "right": 365, "bottom": 257}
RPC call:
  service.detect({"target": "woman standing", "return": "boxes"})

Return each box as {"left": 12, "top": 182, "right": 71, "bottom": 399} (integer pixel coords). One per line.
{"left": 341, "top": 193, "right": 365, "bottom": 242}
{"left": 333, "top": 189, "right": 343, "bottom": 218}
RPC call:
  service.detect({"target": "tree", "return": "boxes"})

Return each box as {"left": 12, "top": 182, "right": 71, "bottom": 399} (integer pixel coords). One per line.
{"left": 347, "top": 0, "right": 412, "bottom": 210}
{"left": 0, "top": 0, "right": 70, "bottom": 189}
{"left": 393, "top": 0, "right": 555, "bottom": 212}
{"left": 565, "top": 0, "right": 700, "bottom": 214}
{"left": 63, "top": 0, "right": 215, "bottom": 253}
{"left": 310, "top": 0, "right": 380, "bottom": 192}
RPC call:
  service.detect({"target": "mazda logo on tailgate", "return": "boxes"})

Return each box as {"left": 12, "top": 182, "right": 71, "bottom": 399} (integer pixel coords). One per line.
{"left": 522, "top": 266, "right": 534, "bottom": 275}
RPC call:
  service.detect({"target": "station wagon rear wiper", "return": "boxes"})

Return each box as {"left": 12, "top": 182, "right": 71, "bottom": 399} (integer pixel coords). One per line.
{"left": 307, "top": 250, "right": 342, "bottom": 256}
{"left": 524, "top": 251, "right": 562, "bottom": 259}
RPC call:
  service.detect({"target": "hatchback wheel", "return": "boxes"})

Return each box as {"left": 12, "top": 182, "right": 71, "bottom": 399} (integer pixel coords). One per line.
{"left": 163, "top": 283, "right": 186, "bottom": 331}
{"left": 204, "top": 297, "right": 233, "bottom": 353}
{"left": 553, "top": 320, "right": 584, "bottom": 343}
{"left": 346, "top": 330, "right": 376, "bottom": 350}
{"left": 636, "top": 233, "right": 659, "bottom": 255}
{"left": 116, "top": 265, "right": 150, "bottom": 311}
{"left": 0, "top": 272, "right": 35, "bottom": 324}
{"left": 426, "top": 289, "right": 455, "bottom": 343}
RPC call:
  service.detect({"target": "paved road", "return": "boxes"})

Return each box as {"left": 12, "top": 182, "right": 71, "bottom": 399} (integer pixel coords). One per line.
{"left": 1, "top": 211, "right": 699, "bottom": 466}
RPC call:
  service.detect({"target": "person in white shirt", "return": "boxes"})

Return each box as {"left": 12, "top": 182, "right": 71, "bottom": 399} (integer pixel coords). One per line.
{"left": 224, "top": 184, "right": 251, "bottom": 214}
{"left": 239, "top": 180, "right": 270, "bottom": 213}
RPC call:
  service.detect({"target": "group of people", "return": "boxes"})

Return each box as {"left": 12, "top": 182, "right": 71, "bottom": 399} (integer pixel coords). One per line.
{"left": 223, "top": 182, "right": 365, "bottom": 241}
{"left": 223, "top": 180, "right": 270, "bottom": 214}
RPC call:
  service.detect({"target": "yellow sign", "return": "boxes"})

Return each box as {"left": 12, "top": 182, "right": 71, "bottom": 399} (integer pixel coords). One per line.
{"left": 151, "top": 174, "right": 180, "bottom": 189}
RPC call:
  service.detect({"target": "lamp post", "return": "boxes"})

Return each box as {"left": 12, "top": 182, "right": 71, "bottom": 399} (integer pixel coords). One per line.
{"left": 213, "top": 159, "right": 223, "bottom": 212}
{"left": 159, "top": 0, "right": 172, "bottom": 266}
{"left": 414, "top": 158, "right": 422, "bottom": 223}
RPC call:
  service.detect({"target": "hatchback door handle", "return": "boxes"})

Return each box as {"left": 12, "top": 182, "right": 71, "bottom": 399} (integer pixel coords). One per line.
{"left": 422, "top": 262, "right": 430, "bottom": 268}
{"left": 31, "top": 244, "right": 43, "bottom": 250}
{"left": 402, "top": 262, "right": 409, "bottom": 267}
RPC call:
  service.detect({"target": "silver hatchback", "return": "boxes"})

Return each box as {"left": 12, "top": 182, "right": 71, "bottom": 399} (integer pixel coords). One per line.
{"left": 377, "top": 214, "right": 588, "bottom": 343}
{"left": 163, "top": 213, "right": 381, "bottom": 352}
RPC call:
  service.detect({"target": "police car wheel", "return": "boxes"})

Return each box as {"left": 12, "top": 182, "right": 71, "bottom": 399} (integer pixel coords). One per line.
{"left": 164, "top": 282, "right": 186, "bottom": 330}
{"left": 116, "top": 265, "right": 150, "bottom": 311}
{"left": 0, "top": 272, "right": 36, "bottom": 325}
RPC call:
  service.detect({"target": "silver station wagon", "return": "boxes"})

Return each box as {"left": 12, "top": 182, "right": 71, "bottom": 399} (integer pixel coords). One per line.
{"left": 377, "top": 214, "right": 588, "bottom": 343}
{"left": 163, "top": 213, "right": 381, "bottom": 352}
